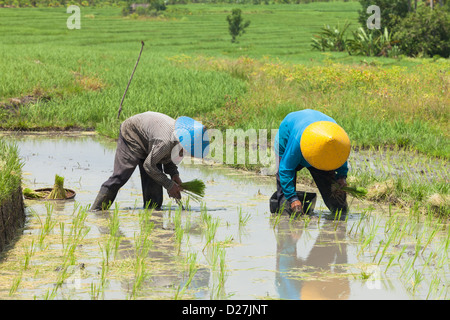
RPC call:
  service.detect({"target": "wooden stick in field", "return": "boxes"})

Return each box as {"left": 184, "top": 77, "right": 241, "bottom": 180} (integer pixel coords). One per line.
{"left": 117, "top": 40, "right": 145, "bottom": 119}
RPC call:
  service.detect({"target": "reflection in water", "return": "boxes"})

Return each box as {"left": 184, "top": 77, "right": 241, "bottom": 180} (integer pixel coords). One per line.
{"left": 274, "top": 218, "right": 349, "bottom": 300}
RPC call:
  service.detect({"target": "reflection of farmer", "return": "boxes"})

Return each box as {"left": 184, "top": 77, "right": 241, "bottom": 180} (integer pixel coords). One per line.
{"left": 91, "top": 111, "right": 209, "bottom": 211}
{"left": 274, "top": 109, "right": 350, "bottom": 215}
{"left": 275, "top": 218, "right": 350, "bottom": 300}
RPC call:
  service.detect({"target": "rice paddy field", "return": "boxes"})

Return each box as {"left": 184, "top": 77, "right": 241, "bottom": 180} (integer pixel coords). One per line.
{"left": 0, "top": 132, "right": 449, "bottom": 301}
{"left": 0, "top": 1, "right": 449, "bottom": 301}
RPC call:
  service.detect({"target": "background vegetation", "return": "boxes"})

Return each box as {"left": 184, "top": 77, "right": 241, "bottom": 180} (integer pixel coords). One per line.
{"left": 313, "top": 0, "right": 449, "bottom": 58}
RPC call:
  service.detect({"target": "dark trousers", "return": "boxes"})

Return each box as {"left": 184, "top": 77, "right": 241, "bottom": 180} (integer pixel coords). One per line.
{"left": 276, "top": 156, "right": 348, "bottom": 215}
{"left": 98, "top": 134, "right": 163, "bottom": 209}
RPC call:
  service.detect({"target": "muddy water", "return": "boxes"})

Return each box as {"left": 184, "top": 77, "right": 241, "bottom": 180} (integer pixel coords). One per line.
{"left": 0, "top": 132, "right": 448, "bottom": 300}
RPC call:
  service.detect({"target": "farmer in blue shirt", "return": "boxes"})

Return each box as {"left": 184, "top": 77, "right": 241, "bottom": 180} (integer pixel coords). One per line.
{"left": 274, "top": 109, "right": 351, "bottom": 215}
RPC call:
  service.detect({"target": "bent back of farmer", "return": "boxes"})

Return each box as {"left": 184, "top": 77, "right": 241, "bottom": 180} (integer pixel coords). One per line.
{"left": 91, "top": 111, "right": 209, "bottom": 211}
{"left": 275, "top": 109, "right": 350, "bottom": 216}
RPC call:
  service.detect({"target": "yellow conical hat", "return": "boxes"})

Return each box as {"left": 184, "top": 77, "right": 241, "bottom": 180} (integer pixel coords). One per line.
{"left": 300, "top": 121, "right": 350, "bottom": 171}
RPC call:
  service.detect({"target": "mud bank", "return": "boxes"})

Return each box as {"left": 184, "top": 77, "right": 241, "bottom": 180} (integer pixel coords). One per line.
{"left": 0, "top": 186, "right": 25, "bottom": 252}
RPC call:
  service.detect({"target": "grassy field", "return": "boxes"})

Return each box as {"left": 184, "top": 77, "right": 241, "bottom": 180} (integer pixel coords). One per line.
{"left": 0, "top": 3, "right": 448, "bottom": 212}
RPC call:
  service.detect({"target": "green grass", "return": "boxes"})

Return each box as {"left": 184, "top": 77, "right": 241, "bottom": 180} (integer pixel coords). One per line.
{"left": 0, "top": 140, "right": 23, "bottom": 205}
{"left": 0, "top": 4, "right": 447, "bottom": 153}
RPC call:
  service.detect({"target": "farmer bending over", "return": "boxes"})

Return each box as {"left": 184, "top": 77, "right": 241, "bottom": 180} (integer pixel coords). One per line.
{"left": 91, "top": 111, "right": 209, "bottom": 211}
{"left": 274, "top": 109, "right": 351, "bottom": 215}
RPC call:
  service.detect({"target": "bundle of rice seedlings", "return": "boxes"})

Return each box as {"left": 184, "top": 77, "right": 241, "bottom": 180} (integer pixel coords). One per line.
{"left": 340, "top": 186, "right": 368, "bottom": 199}
{"left": 23, "top": 187, "right": 46, "bottom": 199}
{"left": 366, "top": 179, "right": 395, "bottom": 201}
{"left": 332, "top": 183, "right": 368, "bottom": 199}
{"left": 180, "top": 179, "right": 205, "bottom": 202}
{"left": 48, "top": 174, "right": 67, "bottom": 199}
{"left": 426, "top": 193, "right": 450, "bottom": 214}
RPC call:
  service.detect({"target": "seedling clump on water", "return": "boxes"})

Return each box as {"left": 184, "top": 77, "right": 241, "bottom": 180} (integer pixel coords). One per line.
{"left": 23, "top": 188, "right": 46, "bottom": 199}
{"left": 23, "top": 174, "right": 71, "bottom": 200}
{"left": 48, "top": 175, "right": 66, "bottom": 199}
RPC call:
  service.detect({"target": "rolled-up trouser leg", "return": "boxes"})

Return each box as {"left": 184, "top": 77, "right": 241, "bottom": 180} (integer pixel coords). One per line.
{"left": 139, "top": 162, "right": 163, "bottom": 210}
{"left": 307, "top": 166, "right": 348, "bottom": 215}
{"left": 91, "top": 185, "right": 119, "bottom": 211}
{"left": 91, "top": 134, "right": 139, "bottom": 211}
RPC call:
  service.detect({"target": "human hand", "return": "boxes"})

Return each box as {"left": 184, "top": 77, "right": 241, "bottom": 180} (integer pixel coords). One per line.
{"left": 336, "top": 177, "right": 347, "bottom": 188}
{"left": 168, "top": 183, "right": 182, "bottom": 200}
{"left": 172, "top": 174, "right": 183, "bottom": 188}
{"left": 332, "top": 177, "right": 347, "bottom": 200}
{"left": 290, "top": 200, "right": 303, "bottom": 214}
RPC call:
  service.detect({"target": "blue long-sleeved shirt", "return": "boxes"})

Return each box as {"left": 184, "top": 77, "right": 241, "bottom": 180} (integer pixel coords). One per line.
{"left": 275, "top": 109, "right": 349, "bottom": 202}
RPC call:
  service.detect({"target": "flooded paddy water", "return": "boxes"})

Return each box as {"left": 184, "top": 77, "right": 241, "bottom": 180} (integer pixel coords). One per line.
{"left": 0, "top": 132, "right": 448, "bottom": 300}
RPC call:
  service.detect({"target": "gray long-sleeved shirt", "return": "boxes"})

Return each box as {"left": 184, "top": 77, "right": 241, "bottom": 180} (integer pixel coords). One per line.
{"left": 120, "top": 111, "right": 180, "bottom": 190}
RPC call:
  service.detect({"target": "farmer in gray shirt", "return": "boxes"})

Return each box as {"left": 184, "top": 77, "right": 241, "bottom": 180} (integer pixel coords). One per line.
{"left": 91, "top": 111, "right": 210, "bottom": 211}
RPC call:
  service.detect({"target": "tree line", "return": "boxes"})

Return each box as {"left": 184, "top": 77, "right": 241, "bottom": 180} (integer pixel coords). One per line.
{"left": 312, "top": 0, "right": 449, "bottom": 58}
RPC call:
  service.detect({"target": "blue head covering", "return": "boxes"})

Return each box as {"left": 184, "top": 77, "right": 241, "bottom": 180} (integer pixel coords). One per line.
{"left": 174, "top": 116, "right": 210, "bottom": 158}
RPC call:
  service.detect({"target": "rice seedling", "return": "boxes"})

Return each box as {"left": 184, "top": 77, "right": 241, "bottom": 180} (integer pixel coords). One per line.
{"left": 203, "top": 217, "right": 220, "bottom": 249}
{"left": 59, "top": 222, "right": 65, "bottom": 255}
{"left": 348, "top": 210, "right": 369, "bottom": 236}
{"left": 48, "top": 175, "right": 67, "bottom": 200}
{"left": 173, "top": 206, "right": 185, "bottom": 255}
{"left": 377, "top": 227, "right": 400, "bottom": 266}
{"left": 22, "top": 239, "right": 35, "bottom": 270}
{"left": 106, "top": 203, "right": 122, "bottom": 260}
{"left": 22, "top": 187, "right": 46, "bottom": 199}
{"left": 35, "top": 204, "right": 57, "bottom": 249}
{"left": 359, "top": 269, "right": 373, "bottom": 280}
{"left": 174, "top": 252, "right": 198, "bottom": 299}
{"left": 238, "top": 207, "right": 251, "bottom": 228}
{"left": 410, "top": 270, "right": 424, "bottom": 294}
{"left": 89, "top": 260, "right": 108, "bottom": 300}
{"left": 200, "top": 204, "right": 210, "bottom": 225}
{"left": 9, "top": 272, "right": 22, "bottom": 296}
{"left": 411, "top": 238, "right": 422, "bottom": 267}
{"left": 396, "top": 244, "right": 408, "bottom": 263}
{"left": 384, "top": 252, "right": 397, "bottom": 273}
{"left": 209, "top": 245, "right": 228, "bottom": 300}
{"left": 98, "top": 240, "right": 113, "bottom": 269}
{"left": 333, "top": 208, "right": 345, "bottom": 231}
{"left": 139, "top": 205, "right": 155, "bottom": 236}
{"left": 444, "top": 224, "right": 450, "bottom": 253}
{"left": 427, "top": 275, "right": 441, "bottom": 300}
{"left": 301, "top": 214, "right": 312, "bottom": 229}
{"left": 334, "top": 184, "right": 368, "bottom": 199}
{"left": 90, "top": 281, "right": 103, "bottom": 300}
{"left": 50, "top": 205, "right": 91, "bottom": 296}
{"left": 64, "top": 206, "right": 90, "bottom": 255}
{"left": 181, "top": 179, "right": 206, "bottom": 203}
{"left": 218, "top": 248, "right": 227, "bottom": 288}
{"left": 421, "top": 227, "right": 438, "bottom": 255}
{"left": 129, "top": 207, "right": 154, "bottom": 299}
{"left": 270, "top": 203, "right": 285, "bottom": 230}
{"left": 131, "top": 244, "right": 150, "bottom": 299}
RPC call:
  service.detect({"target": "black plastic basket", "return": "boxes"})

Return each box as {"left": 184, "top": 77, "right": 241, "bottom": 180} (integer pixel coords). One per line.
{"left": 270, "top": 191, "right": 316, "bottom": 215}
